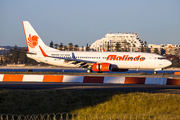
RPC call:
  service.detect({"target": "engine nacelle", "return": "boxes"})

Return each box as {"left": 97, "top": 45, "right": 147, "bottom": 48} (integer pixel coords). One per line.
{"left": 92, "top": 63, "right": 129, "bottom": 72}
{"left": 92, "top": 63, "right": 111, "bottom": 72}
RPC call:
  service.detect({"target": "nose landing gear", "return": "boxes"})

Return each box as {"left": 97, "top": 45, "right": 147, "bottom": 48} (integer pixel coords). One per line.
{"left": 87, "top": 69, "right": 92, "bottom": 73}
{"left": 154, "top": 68, "right": 162, "bottom": 74}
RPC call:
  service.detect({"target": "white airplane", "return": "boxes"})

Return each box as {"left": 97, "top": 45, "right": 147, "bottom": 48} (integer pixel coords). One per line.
{"left": 22, "top": 21, "right": 172, "bottom": 73}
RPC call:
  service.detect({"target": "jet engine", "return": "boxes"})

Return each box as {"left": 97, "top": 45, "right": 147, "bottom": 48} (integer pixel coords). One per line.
{"left": 92, "top": 63, "right": 111, "bottom": 72}
{"left": 92, "top": 63, "right": 129, "bottom": 72}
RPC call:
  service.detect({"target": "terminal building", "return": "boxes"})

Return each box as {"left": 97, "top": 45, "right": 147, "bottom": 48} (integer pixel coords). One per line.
{"left": 90, "top": 32, "right": 145, "bottom": 52}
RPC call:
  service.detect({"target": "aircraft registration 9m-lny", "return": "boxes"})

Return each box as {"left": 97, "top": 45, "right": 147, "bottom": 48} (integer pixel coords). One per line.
{"left": 22, "top": 21, "right": 172, "bottom": 74}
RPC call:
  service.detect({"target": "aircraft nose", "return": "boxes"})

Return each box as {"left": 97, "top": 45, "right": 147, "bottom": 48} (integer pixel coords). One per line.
{"left": 165, "top": 60, "right": 172, "bottom": 67}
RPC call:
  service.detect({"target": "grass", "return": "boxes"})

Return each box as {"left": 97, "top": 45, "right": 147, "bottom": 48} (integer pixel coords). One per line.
{"left": 0, "top": 89, "right": 180, "bottom": 116}
{"left": 73, "top": 92, "right": 180, "bottom": 114}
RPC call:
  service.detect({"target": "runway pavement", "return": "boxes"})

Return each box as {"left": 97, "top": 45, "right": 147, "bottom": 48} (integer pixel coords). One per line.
{"left": 0, "top": 82, "right": 180, "bottom": 93}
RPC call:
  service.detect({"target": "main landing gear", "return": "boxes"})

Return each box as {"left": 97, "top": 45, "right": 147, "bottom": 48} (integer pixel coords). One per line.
{"left": 87, "top": 69, "right": 92, "bottom": 73}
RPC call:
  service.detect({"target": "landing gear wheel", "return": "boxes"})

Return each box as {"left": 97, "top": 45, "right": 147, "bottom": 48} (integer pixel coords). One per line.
{"left": 154, "top": 71, "right": 157, "bottom": 74}
{"left": 87, "top": 69, "right": 92, "bottom": 73}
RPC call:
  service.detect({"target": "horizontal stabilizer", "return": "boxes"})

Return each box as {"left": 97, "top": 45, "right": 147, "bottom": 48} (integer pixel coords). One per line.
{"left": 26, "top": 52, "right": 37, "bottom": 55}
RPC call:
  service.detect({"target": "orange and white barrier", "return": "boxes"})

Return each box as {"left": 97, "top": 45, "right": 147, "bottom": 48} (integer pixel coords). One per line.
{"left": 174, "top": 72, "right": 180, "bottom": 75}
{"left": 0, "top": 74, "right": 180, "bottom": 85}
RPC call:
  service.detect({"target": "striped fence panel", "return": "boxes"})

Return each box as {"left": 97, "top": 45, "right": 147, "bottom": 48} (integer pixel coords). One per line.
{"left": 0, "top": 74, "right": 180, "bottom": 85}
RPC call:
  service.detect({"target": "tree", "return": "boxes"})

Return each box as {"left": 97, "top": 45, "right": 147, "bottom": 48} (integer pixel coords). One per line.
{"left": 19, "top": 47, "right": 27, "bottom": 64}
{"left": 144, "top": 41, "right": 147, "bottom": 47}
{"left": 123, "top": 40, "right": 129, "bottom": 52}
{"left": 160, "top": 48, "right": 166, "bottom": 55}
{"left": 0, "top": 57, "right": 3, "bottom": 65}
{"left": 9, "top": 49, "right": 13, "bottom": 63}
{"left": 68, "top": 43, "right": 73, "bottom": 51}
{"left": 54, "top": 44, "right": 59, "bottom": 49}
{"left": 12, "top": 45, "right": 18, "bottom": 64}
{"left": 140, "top": 45, "right": 144, "bottom": 52}
{"left": 63, "top": 45, "right": 67, "bottom": 51}
{"left": 81, "top": 46, "right": 84, "bottom": 51}
{"left": 154, "top": 48, "right": 159, "bottom": 54}
{"left": 86, "top": 43, "right": 90, "bottom": 51}
{"left": 144, "top": 47, "right": 147, "bottom": 52}
{"left": 110, "top": 44, "right": 114, "bottom": 51}
{"left": 49, "top": 41, "right": 54, "bottom": 48}
{"left": 143, "top": 41, "right": 148, "bottom": 52}
{"left": 59, "top": 43, "right": 63, "bottom": 51}
{"left": 107, "top": 42, "right": 110, "bottom": 51}
{"left": 115, "top": 42, "right": 121, "bottom": 52}
{"left": 126, "top": 42, "right": 130, "bottom": 52}
{"left": 4, "top": 52, "right": 9, "bottom": 64}
{"left": 171, "top": 56, "right": 180, "bottom": 67}
{"left": 132, "top": 43, "right": 136, "bottom": 47}
{"left": 74, "top": 44, "right": 79, "bottom": 51}
{"left": 26, "top": 58, "right": 38, "bottom": 65}
{"left": 176, "top": 48, "right": 180, "bottom": 56}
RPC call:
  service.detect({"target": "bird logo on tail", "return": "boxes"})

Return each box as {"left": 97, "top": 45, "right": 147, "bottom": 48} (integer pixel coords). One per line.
{"left": 28, "top": 34, "right": 39, "bottom": 48}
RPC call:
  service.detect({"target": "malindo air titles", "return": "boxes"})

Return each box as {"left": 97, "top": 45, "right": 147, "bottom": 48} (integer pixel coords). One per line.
{"left": 106, "top": 55, "right": 145, "bottom": 61}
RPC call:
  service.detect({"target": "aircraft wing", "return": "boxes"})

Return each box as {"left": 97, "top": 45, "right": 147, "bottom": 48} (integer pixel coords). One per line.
{"left": 12, "top": 50, "right": 37, "bottom": 55}
{"left": 50, "top": 56, "right": 96, "bottom": 68}
{"left": 39, "top": 46, "right": 96, "bottom": 68}
{"left": 26, "top": 52, "right": 37, "bottom": 55}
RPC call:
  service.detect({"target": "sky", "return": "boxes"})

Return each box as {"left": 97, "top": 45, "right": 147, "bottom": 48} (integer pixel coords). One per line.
{"left": 0, "top": 0, "right": 180, "bottom": 47}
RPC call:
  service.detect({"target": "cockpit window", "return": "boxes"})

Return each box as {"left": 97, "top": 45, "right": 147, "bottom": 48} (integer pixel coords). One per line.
{"left": 158, "top": 57, "right": 166, "bottom": 60}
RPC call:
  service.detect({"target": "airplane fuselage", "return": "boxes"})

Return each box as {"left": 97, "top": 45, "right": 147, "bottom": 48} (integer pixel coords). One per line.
{"left": 27, "top": 51, "right": 171, "bottom": 70}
